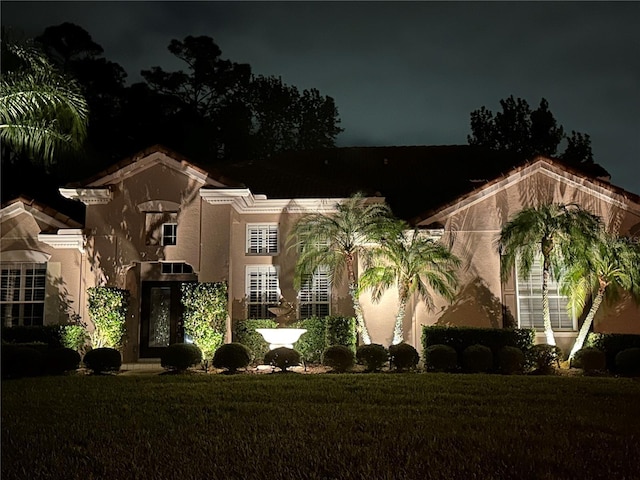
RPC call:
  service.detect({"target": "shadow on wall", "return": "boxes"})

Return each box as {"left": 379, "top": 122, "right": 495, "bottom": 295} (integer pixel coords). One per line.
{"left": 436, "top": 276, "right": 513, "bottom": 329}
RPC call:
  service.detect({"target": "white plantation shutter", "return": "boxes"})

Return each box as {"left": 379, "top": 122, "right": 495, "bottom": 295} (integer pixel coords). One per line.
{"left": 246, "top": 266, "right": 279, "bottom": 318}
{"left": 247, "top": 224, "right": 279, "bottom": 254}
{"left": 1, "top": 263, "right": 46, "bottom": 326}
{"left": 516, "top": 256, "right": 575, "bottom": 330}
{"left": 298, "top": 266, "right": 330, "bottom": 318}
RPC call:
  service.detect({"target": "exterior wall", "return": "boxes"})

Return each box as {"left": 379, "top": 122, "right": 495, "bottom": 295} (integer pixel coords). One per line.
{"left": 414, "top": 164, "right": 640, "bottom": 351}
{"left": 0, "top": 208, "right": 88, "bottom": 327}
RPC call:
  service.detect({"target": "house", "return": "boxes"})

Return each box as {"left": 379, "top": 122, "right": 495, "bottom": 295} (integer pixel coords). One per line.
{"left": 2, "top": 145, "right": 638, "bottom": 361}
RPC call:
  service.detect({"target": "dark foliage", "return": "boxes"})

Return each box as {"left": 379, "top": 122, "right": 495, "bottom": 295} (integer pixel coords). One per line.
{"left": 424, "top": 344, "right": 458, "bottom": 372}
{"left": 212, "top": 342, "right": 252, "bottom": 373}
{"left": 264, "top": 347, "right": 301, "bottom": 372}
{"left": 1, "top": 345, "right": 44, "bottom": 379}
{"left": 356, "top": 344, "right": 389, "bottom": 372}
{"left": 1, "top": 325, "right": 64, "bottom": 348}
{"left": 45, "top": 347, "right": 81, "bottom": 375}
{"left": 571, "top": 347, "right": 607, "bottom": 373}
{"left": 389, "top": 343, "right": 419, "bottom": 371}
{"left": 160, "top": 343, "right": 202, "bottom": 371}
{"left": 462, "top": 344, "right": 493, "bottom": 373}
{"left": 83, "top": 347, "right": 122, "bottom": 374}
{"left": 321, "top": 345, "right": 355, "bottom": 373}
{"left": 325, "top": 316, "right": 357, "bottom": 353}
{"left": 233, "top": 319, "right": 277, "bottom": 362}
{"left": 292, "top": 317, "right": 326, "bottom": 363}
{"left": 614, "top": 348, "right": 640, "bottom": 376}
{"left": 526, "top": 344, "right": 562, "bottom": 374}
{"left": 586, "top": 333, "right": 640, "bottom": 372}
{"left": 498, "top": 346, "right": 525, "bottom": 375}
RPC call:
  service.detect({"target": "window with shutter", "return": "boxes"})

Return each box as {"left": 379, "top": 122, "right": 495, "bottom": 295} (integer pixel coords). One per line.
{"left": 246, "top": 266, "right": 279, "bottom": 318}
{"left": 246, "top": 224, "right": 278, "bottom": 254}
{"left": 1, "top": 263, "right": 46, "bottom": 326}
{"left": 298, "top": 266, "right": 331, "bottom": 318}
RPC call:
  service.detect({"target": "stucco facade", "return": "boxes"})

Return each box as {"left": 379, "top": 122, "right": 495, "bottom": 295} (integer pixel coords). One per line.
{"left": 2, "top": 147, "right": 639, "bottom": 361}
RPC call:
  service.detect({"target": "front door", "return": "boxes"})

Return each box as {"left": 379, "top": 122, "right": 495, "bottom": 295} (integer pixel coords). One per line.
{"left": 140, "top": 282, "right": 183, "bottom": 358}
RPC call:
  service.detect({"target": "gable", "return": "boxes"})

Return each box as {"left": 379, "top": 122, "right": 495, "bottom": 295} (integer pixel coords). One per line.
{"left": 416, "top": 158, "right": 640, "bottom": 235}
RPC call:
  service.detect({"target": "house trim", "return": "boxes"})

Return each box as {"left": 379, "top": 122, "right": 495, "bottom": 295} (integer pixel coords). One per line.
{"left": 38, "top": 229, "right": 86, "bottom": 252}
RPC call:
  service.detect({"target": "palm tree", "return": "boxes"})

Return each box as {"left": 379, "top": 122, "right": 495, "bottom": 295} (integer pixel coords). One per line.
{"left": 499, "top": 203, "right": 601, "bottom": 345}
{"left": 290, "top": 194, "right": 394, "bottom": 344}
{"left": 1, "top": 41, "right": 88, "bottom": 166}
{"left": 359, "top": 222, "right": 460, "bottom": 344}
{"left": 562, "top": 233, "right": 640, "bottom": 360}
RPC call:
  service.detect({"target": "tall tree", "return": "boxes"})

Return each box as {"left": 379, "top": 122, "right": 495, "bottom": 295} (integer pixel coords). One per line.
{"left": 562, "top": 233, "right": 640, "bottom": 360}
{"left": 499, "top": 204, "right": 602, "bottom": 345}
{"left": 0, "top": 40, "right": 88, "bottom": 167}
{"left": 468, "top": 96, "right": 591, "bottom": 164}
{"left": 290, "top": 194, "right": 394, "bottom": 345}
{"left": 359, "top": 223, "right": 460, "bottom": 344}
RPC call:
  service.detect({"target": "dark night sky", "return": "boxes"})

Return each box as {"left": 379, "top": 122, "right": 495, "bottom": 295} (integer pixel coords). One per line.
{"left": 3, "top": 1, "right": 639, "bottom": 195}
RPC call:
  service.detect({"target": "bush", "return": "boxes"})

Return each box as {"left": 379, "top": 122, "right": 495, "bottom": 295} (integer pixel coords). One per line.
{"left": 586, "top": 333, "right": 640, "bottom": 372}
{"left": 462, "top": 344, "right": 493, "bottom": 373}
{"left": 233, "top": 319, "right": 278, "bottom": 361}
{"left": 292, "top": 317, "right": 326, "bottom": 363}
{"left": 161, "top": 343, "right": 203, "bottom": 371}
{"left": 389, "top": 343, "right": 419, "bottom": 371}
{"left": 572, "top": 347, "right": 606, "bottom": 373}
{"left": 83, "top": 347, "right": 122, "bottom": 374}
{"left": 264, "top": 347, "right": 301, "bottom": 372}
{"left": 59, "top": 324, "right": 89, "bottom": 352}
{"left": 1, "top": 345, "right": 44, "bottom": 379}
{"left": 356, "top": 344, "right": 389, "bottom": 372}
{"left": 614, "top": 348, "right": 640, "bottom": 376}
{"left": 421, "top": 326, "right": 534, "bottom": 370}
{"left": 498, "top": 346, "right": 525, "bottom": 375}
{"left": 181, "top": 282, "right": 227, "bottom": 359}
{"left": 527, "top": 344, "right": 562, "bottom": 374}
{"left": 1, "top": 325, "right": 64, "bottom": 348}
{"left": 45, "top": 348, "right": 81, "bottom": 375}
{"left": 212, "top": 343, "right": 252, "bottom": 373}
{"left": 326, "top": 316, "right": 357, "bottom": 353}
{"left": 322, "top": 345, "right": 355, "bottom": 372}
{"left": 87, "top": 287, "right": 129, "bottom": 348}
{"left": 424, "top": 344, "right": 457, "bottom": 372}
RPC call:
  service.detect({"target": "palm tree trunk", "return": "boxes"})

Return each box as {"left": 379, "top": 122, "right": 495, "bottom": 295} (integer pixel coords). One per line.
{"left": 347, "top": 255, "right": 371, "bottom": 345}
{"left": 392, "top": 294, "right": 408, "bottom": 345}
{"left": 568, "top": 284, "right": 606, "bottom": 360}
{"left": 541, "top": 257, "right": 556, "bottom": 346}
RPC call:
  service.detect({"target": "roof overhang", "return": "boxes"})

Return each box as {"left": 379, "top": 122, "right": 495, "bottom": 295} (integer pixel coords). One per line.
{"left": 38, "top": 229, "right": 85, "bottom": 252}
{"left": 59, "top": 187, "right": 113, "bottom": 205}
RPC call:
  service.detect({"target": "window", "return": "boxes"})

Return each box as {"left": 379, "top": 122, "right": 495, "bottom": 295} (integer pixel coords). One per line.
{"left": 246, "top": 266, "right": 279, "bottom": 318}
{"left": 516, "top": 256, "right": 575, "bottom": 330}
{"left": 145, "top": 212, "right": 178, "bottom": 246}
{"left": 247, "top": 224, "right": 278, "bottom": 254}
{"left": 298, "top": 266, "right": 331, "bottom": 318}
{"left": 1, "top": 263, "right": 46, "bottom": 327}
{"left": 160, "top": 262, "right": 193, "bottom": 275}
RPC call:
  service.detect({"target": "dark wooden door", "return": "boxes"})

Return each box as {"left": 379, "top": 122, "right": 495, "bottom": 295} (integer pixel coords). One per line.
{"left": 140, "top": 282, "right": 183, "bottom": 358}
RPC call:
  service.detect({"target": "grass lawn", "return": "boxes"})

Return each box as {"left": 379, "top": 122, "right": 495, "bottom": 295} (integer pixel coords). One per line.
{"left": 2, "top": 373, "right": 640, "bottom": 480}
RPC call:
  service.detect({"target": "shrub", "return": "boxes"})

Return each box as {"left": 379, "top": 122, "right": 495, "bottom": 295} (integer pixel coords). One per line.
{"left": 614, "top": 348, "right": 640, "bottom": 376}
{"left": 233, "top": 319, "right": 278, "bottom": 361}
{"left": 424, "top": 344, "right": 457, "bottom": 372}
{"left": 389, "top": 343, "right": 420, "bottom": 371}
{"left": 45, "top": 348, "right": 81, "bottom": 375}
{"left": 212, "top": 343, "right": 252, "bottom": 373}
{"left": 1, "top": 345, "right": 44, "bottom": 379}
{"left": 264, "top": 347, "right": 301, "bottom": 372}
{"left": 322, "top": 345, "right": 355, "bottom": 373}
{"left": 87, "top": 287, "right": 129, "bottom": 348}
{"left": 572, "top": 347, "right": 606, "bottom": 373}
{"left": 326, "top": 316, "right": 357, "bottom": 353}
{"left": 161, "top": 343, "right": 203, "bottom": 371}
{"left": 462, "top": 344, "right": 493, "bottom": 373}
{"left": 1, "top": 325, "right": 64, "bottom": 348}
{"left": 292, "top": 317, "right": 326, "bottom": 363}
{"left": 498, "top": 346, "right": 525, "bottom": 374}
{"left": 586, "top": 333, "right": 640, "bottom": 372}
{"left": 59, "top": 324, "right": 89, "bottom": 352}
{"left": 83, "top": 347, "right": 122, "bottom": 374}
{"left": 527, "top": 344, "right": 562, "bottom": 374}
{"left": 356, "top": 344, "right": 389, "bottom": 372}
{"left": 181, "top": 282, "right": 227, "bottom": 359}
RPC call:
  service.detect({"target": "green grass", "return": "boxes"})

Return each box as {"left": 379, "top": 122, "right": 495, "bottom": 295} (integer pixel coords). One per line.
{"left": 2, "top": 373, "right": 639, "bottom": 479}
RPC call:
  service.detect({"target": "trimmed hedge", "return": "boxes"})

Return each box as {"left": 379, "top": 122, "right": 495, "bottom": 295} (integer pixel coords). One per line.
{"left": 1, "top": 326, "right": 64, "bottom": 348}
{"left": 161, "top": 343, "right": 203, "bottom": 371}
{"left": 615, "top": 348, "right": 640, "bottom": 376}
{"left": 1, "top": 345, "right": 45, "bottom": 379}
{"left": 83, "top": 348, "right": 122, "bottom": 374}
{"left": 212, "top": 343, "right": 252, "bottom": 373}
{"left": 422, "top": 326, "right": 535, "bottom": 372}
{"left": 498, "top": 346, "right": 525, "bottom": 375}
{"left": 424, "top": 344, "right": 458, "bottom": 372}
{"left": 233, "top": 319, "right": 278, "bottom": 362}
{"left": 462, "top": 344, "right": 493, "bottom": 373}
{"left": 356, "top": 344, "right": 388, "bottom": 372}
{"left": 389, "top": 343, "right": 419, "bottom": 371}
{"left": 572, "top": 347, "right": 606, "bottom": 373}
{"left": 292, "top": 317, "right": 326, "bottom": 363}
{"left": 322, "top": 345, "right": 355, "bottom": 372}
{"left": 586, "top": 333, "right": 640, "bottom": 372}
{"left": 264, "top": 347, "right": 301, "bottom": 372}
{"left": 325, "top": 316, "right": 357, "bottom": 353}
{"left": 46, "top": 348, "right": 81, "bottom": 375}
